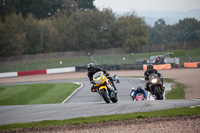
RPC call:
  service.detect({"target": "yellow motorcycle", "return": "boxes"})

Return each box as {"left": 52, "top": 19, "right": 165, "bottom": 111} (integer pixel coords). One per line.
{"left": 92, "top": 71, "right": 118, "bottom": 103}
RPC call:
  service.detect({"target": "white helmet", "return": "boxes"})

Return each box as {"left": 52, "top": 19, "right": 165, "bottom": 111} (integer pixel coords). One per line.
{"left": 131, "top": 87, "right": 135, "bottom": 91}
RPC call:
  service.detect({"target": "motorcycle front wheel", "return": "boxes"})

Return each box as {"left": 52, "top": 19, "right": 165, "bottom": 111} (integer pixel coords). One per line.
{"left": 100, "top": 89, "right": 110, "bottom": 103}
{"left": 154, "top": 86, "right": 163, "bottom": 100}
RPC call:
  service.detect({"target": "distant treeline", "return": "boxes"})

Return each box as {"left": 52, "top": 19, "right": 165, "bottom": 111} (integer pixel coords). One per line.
{"left": 0, "top": 0, "right": 200, "bottom": 57}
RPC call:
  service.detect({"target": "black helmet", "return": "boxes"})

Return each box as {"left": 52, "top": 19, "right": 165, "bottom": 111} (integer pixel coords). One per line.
{"left": 87, "top": 63, "right": 95, "bottom": 72}
{"left": 137, "top": 86, "right": 142, "bottom": 91}
{"left": 147, "top": 64, "right": 153, "bottom": 73}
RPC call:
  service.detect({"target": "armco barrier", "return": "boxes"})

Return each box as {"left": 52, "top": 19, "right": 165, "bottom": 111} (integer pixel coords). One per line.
{"left": 75, "top": 65, "right": 121, "bottom": 72}
{"left": 120, "top": 64, "right": 143, "bottom": 70}
{"left": 75, "top": 64, "right": 143, "bottom": 71}
{"left": 18, "top": 70, "right": 47, "bottom": 76}
{"left": 99, "top": 64, "right": 121, "bottom": 70}
{"left": 143, "top": 64, "right": 171, "bottom": 70}
{"left": 75, "top": 66, "right": 87, "bottom": 72}
{"left": 184, "top": 62, "right": 200, "bottom": 68}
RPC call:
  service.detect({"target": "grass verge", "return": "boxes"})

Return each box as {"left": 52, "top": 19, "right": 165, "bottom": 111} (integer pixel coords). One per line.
{"left": 164, "top": 78, "right": 186, "bottom": 99}
{"left": 0, "top": 106, "right": 199, "bottom": 130}
{"left": 0, "top": 83, "right": 80, "bottom": 105}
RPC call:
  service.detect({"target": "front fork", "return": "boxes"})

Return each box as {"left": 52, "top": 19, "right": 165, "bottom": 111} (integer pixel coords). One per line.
{"left": 149, "top": 84, "right": 164, "bottom": 95}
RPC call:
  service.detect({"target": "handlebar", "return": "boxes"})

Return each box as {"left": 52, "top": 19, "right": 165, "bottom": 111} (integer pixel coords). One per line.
{"left": 91, "top": 80, "right": 95, "bottom": 84}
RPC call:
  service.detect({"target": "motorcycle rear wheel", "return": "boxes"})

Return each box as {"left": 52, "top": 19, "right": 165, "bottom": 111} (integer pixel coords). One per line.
{"left": 100, "top": 89, "right": 110, "bottom": 103}
{"left": 111, "top": 92, "right": 118, "bottom": 103}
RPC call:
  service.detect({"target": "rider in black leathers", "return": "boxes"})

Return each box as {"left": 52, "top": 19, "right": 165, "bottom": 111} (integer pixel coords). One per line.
{"left": 87, "top": 63, "right": 116, "bottom": 92}
{"left": 144, "top": 64, "right": 164, "bottom": 91}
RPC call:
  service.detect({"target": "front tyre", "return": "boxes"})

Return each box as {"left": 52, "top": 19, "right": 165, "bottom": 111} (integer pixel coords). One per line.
{"left": 154, "top": 86, "right": 163, "bottom": 100}
{"left": 100, "top": 89, "right": 110, "bottom": 103}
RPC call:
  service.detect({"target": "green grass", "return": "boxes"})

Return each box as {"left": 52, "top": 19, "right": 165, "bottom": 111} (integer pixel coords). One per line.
{"left": 164, "top": 78, "right": 174, "bottom": 83}
{"left": 0, "top": 83, "right": 80, "bottom": 105}
{"left": 0, "top": 48, "right": 200, "bottom": 73}
{"left": 163, "top": 78, "right": 186, "bottom": 99}
{"left": 165, "top": 82, "right": 186, "bottom": 99}
{"left": 0, "top": 106, "right": 199, "bottom": 130}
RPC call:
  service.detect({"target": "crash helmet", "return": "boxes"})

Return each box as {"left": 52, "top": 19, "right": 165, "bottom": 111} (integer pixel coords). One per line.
{"left": 87, "top": 63, "right": 95, "bottom": 72}
{"left": 137, "top": 86, "right": 142, "bottom": 91}
{"left": 147, "top": 64, "right": 153, "bottom": 73}
{"left": 131, "top": 87, "right": 135, "bottom": 92}
{"left": 157, "top": 56, "right": 160, "bottom": 61}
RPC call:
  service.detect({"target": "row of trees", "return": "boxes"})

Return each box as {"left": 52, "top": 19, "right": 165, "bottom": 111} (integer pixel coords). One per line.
{"left": 0, "top": 0, "right": 95, "bottom": 20}
{"left": 0, "top": 8, "right": 148, "bottom": 57}
{"left": 149, "top": 18, "right": 200, "bottom": 44}
{"left": 0, "top": 0, "right": 200, "bottom": 57}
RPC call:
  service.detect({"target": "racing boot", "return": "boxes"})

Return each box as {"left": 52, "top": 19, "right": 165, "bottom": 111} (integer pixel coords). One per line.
{"left": 108, "top": 80, "right": 116, "bottom": 91}
{"left": 112, "top": 84, "right": 118, "bottom": 93}
{"left": 161, "top": 86, "right": 165, "bottom": 94}
{"left": 132, "top": 96, "right": 135, "bottom": 101}
{"left": 91, "top": 86, "right": 97, "bottom": 92}
{"left": 109, "top": 79, "right": 118, "bottom": 93}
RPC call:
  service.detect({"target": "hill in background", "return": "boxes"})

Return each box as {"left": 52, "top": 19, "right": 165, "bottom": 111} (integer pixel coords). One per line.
{"left": 116, "top": 9, "right": 200, "bottom": 27}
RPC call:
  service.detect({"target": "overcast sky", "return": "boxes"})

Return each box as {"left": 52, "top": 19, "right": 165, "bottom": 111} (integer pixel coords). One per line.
{"left": 94, "top": 0, "right": 200, "bottom": 12}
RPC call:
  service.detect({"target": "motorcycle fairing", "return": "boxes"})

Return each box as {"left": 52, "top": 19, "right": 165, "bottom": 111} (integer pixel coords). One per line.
{"left": 99, "top": 85, "right": 108, "bottom": 91}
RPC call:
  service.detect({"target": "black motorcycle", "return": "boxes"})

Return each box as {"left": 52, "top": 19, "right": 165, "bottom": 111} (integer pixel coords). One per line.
{"left": 147, "top": 73, "right": 164, "bottom": 100}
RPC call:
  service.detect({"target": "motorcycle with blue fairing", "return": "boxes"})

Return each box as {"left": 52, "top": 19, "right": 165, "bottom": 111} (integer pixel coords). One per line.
{"left": 92, "top": 71, "right": 118, "bottom": 103}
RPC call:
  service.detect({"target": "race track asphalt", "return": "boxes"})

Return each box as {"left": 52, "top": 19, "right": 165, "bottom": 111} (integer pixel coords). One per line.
{"left": 0, "top": 77, "right": 200, "bottom": 126}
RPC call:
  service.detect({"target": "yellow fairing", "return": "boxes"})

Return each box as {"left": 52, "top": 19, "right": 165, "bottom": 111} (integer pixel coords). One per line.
{"left": 93, "top": 72, "right": 108, "bottom": 91}
{"left": 99, "top": 86, "right": 108, "bottom": 91}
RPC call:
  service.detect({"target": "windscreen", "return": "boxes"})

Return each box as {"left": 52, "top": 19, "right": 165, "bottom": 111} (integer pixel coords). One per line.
{"left": 137, "top": 93, "right": 143, "bottom": 97}
{"left": 149, "top": 73, "right": 159, "bottom": 80}
{"left": 93, "top": 71, "right": 103, "bottom": 79}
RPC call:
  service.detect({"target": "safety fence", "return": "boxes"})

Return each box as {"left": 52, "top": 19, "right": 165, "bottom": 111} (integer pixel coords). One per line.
{"left": 0, "top": 54, "right": 199, "bottom": 73}
{"left": 1, "top": 62, "right": 199, "bottom": 78}
{"left": 0, "top": 46, "right": 200, "bottom": 73}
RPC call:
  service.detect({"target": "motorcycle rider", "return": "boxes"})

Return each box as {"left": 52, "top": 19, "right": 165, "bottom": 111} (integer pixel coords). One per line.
{"left": 131, "top": 86, "right": 146, "bottom": 101}
{"left": 129, "top": 87, "right": 135, "bottom": 97}
{"left": 155, "top": 56, "right": 160, "bottom": 64}
{"left": 144, "top": 64, "right": 164, "bottom": 91}
{"left": 87, "top": 63, "right": 116, "bottom": 92}
{"left": 113, "top": 74, "right": 120, "bottom": 83}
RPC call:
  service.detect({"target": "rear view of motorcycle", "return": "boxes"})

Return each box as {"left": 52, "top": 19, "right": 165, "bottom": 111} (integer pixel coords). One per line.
{"left": 92, "top": 71, "right": 118, "bottom": 103}
{"left": 147, "top": 73, "right": 164, "bottom": 100}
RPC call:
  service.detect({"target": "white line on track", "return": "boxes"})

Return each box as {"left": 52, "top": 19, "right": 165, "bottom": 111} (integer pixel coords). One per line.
{"left": 190, "top": 105, "right": 200, "bottom": 108}
{"left": 62, "top": 82, "right": 83, "bottom": 103}
{"left": 190, "top": 99, "right": 200, "bottom": 108}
